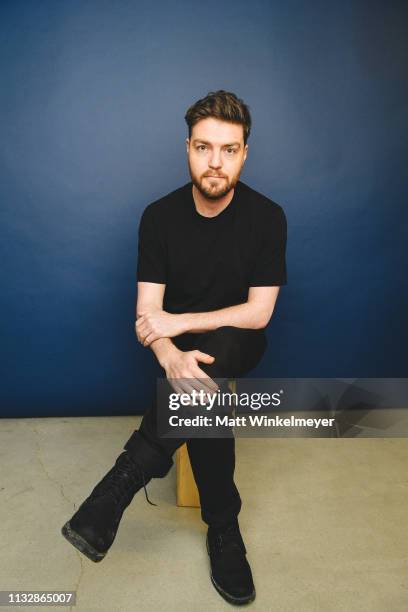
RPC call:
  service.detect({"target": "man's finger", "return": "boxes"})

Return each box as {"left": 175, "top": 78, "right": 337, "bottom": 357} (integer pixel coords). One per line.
{"left": 139, "top": 325, "right": 152, "bottom": 342}
{"left": 172, "top": 379, "right": 197, "bottom": 403}
{"left": 182, "top": 377, "right": 210, "bottom": 399}
{"left": 189, "top": 376, "right": 219, "bottom": 398}
{"left": 168, "top": 379, "right": 184, "bottom": 396}
{"left": 138, "top": 330, "right": 147, "bottom": 343}
{"left": 194, "top": 368, "right": 219, "bottom": 392}
{"left": 194, "top": 350, "right": 215, "bottom": 364}
{"left": 137, "top": 321, "right": 148, "bottom": 335}
{"left": 143, "top": 332, "right": 156, "bottom": 346}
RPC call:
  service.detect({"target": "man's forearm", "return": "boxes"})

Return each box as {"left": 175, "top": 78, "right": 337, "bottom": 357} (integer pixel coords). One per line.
{"left": 182, "top": 301, "right": 269, "bottom": 334}
{"left": 149, "top": 336, "right": 180, "bottom": 368}
{"left": 135, "top": 288, "right": 278, "bottom": 347}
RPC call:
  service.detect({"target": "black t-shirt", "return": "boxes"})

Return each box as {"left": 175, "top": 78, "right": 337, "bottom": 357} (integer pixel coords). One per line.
{"left": 137, "top": 180, "right": 287, "bottom": 314}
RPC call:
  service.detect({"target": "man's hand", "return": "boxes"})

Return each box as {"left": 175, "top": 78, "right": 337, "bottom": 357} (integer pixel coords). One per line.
{"left": 136, "top": 311, "right": 187, "bottom": 346}
{"left": 161, "top": 347, "right": 219, "bottom": 397}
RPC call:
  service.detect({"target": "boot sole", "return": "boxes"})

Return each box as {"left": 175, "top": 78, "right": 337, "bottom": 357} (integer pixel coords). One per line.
{"left": 61, "top": 521, "right": 107, "bottom": 563}
{"left": 206, "top": 536, "right": 256, "bottom": 606}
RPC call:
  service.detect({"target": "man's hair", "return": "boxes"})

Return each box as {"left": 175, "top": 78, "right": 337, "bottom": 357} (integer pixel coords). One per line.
{"left": 184, "top": 90, "right": 252, "bottom": 145}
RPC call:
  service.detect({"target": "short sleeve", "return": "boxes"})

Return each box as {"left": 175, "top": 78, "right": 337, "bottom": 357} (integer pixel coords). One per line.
{"left": 137, "top": 206, "right": 167, "bottom": 283}
{"left": 249, "top": 205, "right": 287, "bottom": 286}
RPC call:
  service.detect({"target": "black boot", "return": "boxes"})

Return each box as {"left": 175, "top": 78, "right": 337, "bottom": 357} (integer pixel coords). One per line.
{"left": 206, "top": 519, "right": 256, "bottom": 606}
{"left": 61, "top": 432, "right": 172, "bottom": 562}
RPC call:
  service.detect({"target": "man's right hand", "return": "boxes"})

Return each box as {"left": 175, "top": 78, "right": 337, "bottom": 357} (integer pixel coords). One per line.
{"left": 161, "top": 348, "right": 219, "bottom": 397}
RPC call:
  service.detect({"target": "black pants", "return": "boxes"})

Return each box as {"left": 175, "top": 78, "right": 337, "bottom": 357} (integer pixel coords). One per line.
{"left": 124, "top": 326, "right": 267, "bottom": 529}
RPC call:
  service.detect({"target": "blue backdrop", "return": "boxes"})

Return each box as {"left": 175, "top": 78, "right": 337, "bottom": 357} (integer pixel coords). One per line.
{"left": 1, "top": 0, "right": 407, "bottom": 417}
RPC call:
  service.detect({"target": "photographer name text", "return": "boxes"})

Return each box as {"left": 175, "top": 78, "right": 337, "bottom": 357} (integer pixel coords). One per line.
{"left": 168, "top": 415, "right": 335, "bottom": 429}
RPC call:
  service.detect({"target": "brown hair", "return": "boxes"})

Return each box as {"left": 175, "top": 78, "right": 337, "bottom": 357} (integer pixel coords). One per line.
{"left": 184, "top": 90, "right": 252, "bottom": 145}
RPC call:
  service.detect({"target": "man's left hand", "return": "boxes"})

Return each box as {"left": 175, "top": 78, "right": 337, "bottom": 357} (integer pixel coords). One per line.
{"left": 135, "top": 311, "right": 187, "bottom": 346}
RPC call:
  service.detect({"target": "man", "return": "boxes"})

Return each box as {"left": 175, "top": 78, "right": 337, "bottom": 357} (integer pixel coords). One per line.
{"left": 61, "top": 90, "right": 287, "bottom": 606}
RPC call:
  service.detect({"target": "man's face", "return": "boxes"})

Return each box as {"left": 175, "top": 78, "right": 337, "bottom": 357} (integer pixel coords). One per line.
{"left": 186, "top": 117, "right": 248, "bottom": 200}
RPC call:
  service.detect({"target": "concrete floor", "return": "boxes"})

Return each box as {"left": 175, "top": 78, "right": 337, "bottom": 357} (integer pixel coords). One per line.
{"left": 0, "top": 416, "right": 407, "bottom": 611}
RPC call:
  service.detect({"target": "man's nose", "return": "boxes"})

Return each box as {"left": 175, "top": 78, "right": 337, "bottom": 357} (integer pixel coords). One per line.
{"left": 209, "top": 150, "right": 222, "bottom": 168}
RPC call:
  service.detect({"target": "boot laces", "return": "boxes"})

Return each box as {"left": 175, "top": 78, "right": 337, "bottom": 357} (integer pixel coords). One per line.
{"left": 94, "top": 453, "right": 158, "bottom": 507}
{"left": 210, "top": 522, "right": 245, "bottom": 556}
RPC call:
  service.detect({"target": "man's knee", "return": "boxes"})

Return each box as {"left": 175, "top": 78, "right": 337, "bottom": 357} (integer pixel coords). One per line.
{"left": 202, "top": 325, "right": 260, "bottom": 342}
{"left": 200, "top": 326, "right": 265, "bottom": 348}
{"left": 195, "top": 326, "right": 267, "bottom": 377}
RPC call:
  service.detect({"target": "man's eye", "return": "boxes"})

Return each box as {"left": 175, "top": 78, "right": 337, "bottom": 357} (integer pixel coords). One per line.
{"left": 197, "top": 145, "right": 207, "bottom": 151}
{"left": 226, "top": 148, "right": 236, "bottom": 154}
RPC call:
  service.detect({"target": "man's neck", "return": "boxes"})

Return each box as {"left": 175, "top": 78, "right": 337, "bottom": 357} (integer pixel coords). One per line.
{"left": 192, "top": 184, "right": 235, "bottom": 218}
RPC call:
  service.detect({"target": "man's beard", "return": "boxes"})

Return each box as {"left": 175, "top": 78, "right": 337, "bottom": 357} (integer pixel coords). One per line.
{"left": 188, "top": 161, "right": 242, "bottom": 201}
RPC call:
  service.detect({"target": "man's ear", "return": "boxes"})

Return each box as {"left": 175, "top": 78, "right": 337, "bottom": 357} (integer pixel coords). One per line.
{"left": 243, "top": 143, "right": 248, "bottom": 162}
{"left": 185, "top": 138, "right": 190, "bottom": 153}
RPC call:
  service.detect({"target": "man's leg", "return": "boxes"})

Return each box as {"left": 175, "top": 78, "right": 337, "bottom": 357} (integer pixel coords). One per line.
{"left": 181, "top": 326, "right": 267, "bottom": 605}
{"left": 183, "top": 326, "right": 267, "bottom": 529}
{"left": 125, "top": 326, "right": 266, "bottom": 525}
{"left": 128, "top": 326, "right": 266, "bottom": 605}
{"left": 59, "top": 330, "right": 211, "bottom": 562}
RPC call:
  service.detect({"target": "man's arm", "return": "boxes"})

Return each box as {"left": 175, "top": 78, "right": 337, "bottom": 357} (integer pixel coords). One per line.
{"left": 136, "top": 286, "right": 281, "bottom": 347}
{"left": 135, "top": 281, "right": 218, "bottom": 395}
{"left": 183, "top": 286, "right": 280, "bottom": 332}
{"left": 135, "top": 281, "right": 179, "bottom": 367}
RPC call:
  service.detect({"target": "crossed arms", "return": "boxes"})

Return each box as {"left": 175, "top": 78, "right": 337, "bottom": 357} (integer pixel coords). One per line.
{"left": 135, "top": 282, "right": 279, "bottom": 391}
{"left": 136, "top": 282, "right": 279, "bottom": 343}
